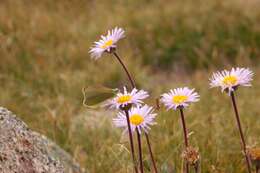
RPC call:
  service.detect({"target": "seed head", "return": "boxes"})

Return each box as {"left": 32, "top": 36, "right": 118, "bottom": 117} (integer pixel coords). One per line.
{"left": 182, "top": 146, "right": 200, "bottom": 166}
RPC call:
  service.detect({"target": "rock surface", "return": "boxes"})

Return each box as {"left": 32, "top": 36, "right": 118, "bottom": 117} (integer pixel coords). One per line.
{"left": 0, "top": 107, "right": 84, "bottom": 173}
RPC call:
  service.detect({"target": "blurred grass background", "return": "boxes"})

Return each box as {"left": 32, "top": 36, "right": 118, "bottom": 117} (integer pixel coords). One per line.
{"left": 0, "top": 0, "right": 260, "bottom": 172}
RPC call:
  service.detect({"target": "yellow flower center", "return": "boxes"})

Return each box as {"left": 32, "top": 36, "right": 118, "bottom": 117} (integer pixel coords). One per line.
{"left": 130, "top": 114, "right": 144, "bottom": 125}
{"left": 222, "top": 75, "right": 237, "bottom": 85}
{"left": 117, "top": 95, "right": 132, "bottom": 104}
{"left": 101, "top": 39, "right": 113, "bottom": 49}
{"left": 172, "top": 95, "right": 188, "bottom": 104}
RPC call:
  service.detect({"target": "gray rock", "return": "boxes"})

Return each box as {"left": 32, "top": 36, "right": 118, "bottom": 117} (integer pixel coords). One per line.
{"left": 0, "top": 107, "right": 84, "bottom": 173}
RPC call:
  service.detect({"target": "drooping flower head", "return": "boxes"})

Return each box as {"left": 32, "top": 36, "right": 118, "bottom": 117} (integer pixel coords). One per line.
{"left": 161, "top": 87, "right": 200, "bottom": 110}
{"left": 210, "top": 67, "right": 253, "bottom": 94}
{"left": 89, "top": 27, "right": 125, "bottom": 60}
{"left": 113, "top": 105, "right": 157, "bottom": 133}
{"left": 107, "top": 87, "right": 149, "bottom": 110}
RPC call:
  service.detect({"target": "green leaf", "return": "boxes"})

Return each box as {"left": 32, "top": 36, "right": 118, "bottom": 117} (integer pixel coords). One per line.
{"left": 82, "top": 86, "right": 118, "bottom": 109}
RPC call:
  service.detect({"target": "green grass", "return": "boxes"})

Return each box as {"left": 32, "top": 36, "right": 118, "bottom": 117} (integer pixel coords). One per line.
{"left": 0, "top": 0, "right": 260, "bottom": 172}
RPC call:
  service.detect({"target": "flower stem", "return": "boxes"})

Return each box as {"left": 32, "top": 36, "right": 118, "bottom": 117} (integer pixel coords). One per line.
{"left": 179, "top": 108, "right": 189, "bottom": 147}
{"left": 155, "top": 98, "right": 161, "bottom": 110}
{"left": 113, "top": 51, "right": 158, "bottom": 172}
{"left": 256, "top": 165, "right": 259, "bottom": 173}
{"left": 230, "top": 91, "right": 251, "bottom": 173}
{"left": 194, "top": 163, "right": 200, "bottom": 173}
{"left": 125, "top": 110, "right": 139, "bottom": 173}
{"left": 179, "top": 108, "right": 189, "bottom": 173}
{"left": 113, "top": 52, "right": 135, "bottom": 88}
{"left": 145, "top": 132, "right": 158, "bottom": 173}
{"left": 137, "top": 130, "right": 144, "bottom": 173}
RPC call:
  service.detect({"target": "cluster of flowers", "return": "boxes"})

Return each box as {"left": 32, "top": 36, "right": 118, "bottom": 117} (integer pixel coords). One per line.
{"left": 108, "top": 87, "right": 155, "bottom": 134}
{"left": 89, "top": 27, "right": 256, "bottom": 173}
{"left": 108, "top": 86, "right": 201, "bottom": 133}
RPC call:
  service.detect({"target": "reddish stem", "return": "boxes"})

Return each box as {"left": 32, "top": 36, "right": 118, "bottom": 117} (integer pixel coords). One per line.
{"left": 125, "top": 110, "right": 139, "bottom": 173}
{"left": 113, "top": 52, "right": 158, "bottom": 172}
{"left": 137, "top": 130, "right": 144, "bottom": 173}
{"left": 145, "top": 133, "right": 158, "bottom": 173}
{"left": 230, "top": 91, "right": 251, "bottom": 173}
{"left": 194, "top": 162, "right": 200, "bottom": 173}
{"left": 179, "top": 108, "right": 189, "bottom": 173}
{"left": 113, "top": 52, "right": 135, "bottom": 88}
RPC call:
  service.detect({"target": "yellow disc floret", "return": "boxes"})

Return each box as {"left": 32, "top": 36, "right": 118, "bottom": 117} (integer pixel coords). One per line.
{"left": 117, "top": 95, "right": 132, "bottom": 104}
{"left": 172, "top": 95, "right": 188, "bottom": 104}
{"left": 101, "top": 39, "right": 113, "bottom": 49}
{"left": 130, "top": 114, "right": 144, "bottom": 125}
{"left": 222, "top": 75, "right": 237, "bottom": 85}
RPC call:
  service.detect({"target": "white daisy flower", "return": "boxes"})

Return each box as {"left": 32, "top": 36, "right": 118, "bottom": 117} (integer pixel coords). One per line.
{"left": 107, "top": 87, "right": 149, "bottom": 110}
{"left": 89, "top": 27, "right": 125, "bottom": 60}
{"left": 210, "top": 67, "right": 253, "bottom": 94}
{"left": 161, "top": 87, "right": 200, "bottom": 110}
{"left": 113, "top": 105, "right": 157, "bottom": 133}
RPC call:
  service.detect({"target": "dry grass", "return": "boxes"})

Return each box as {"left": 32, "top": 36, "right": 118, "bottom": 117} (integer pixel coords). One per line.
{"left": 0, "top": 0, "right": 260, "bottom": 172}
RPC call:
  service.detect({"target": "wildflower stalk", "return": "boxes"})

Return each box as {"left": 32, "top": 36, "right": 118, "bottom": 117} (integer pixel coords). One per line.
{"left": 137, "top": 130, "right": 144, "bottom": 173}
{"left": 113, "top": 52, "right": 158, "bottom": 173}
{"left": 230, "top": 91, "right": 251, "bottom": 173}
{"left": 194, "top": 163, "right": 199, "bottom": 173}
{"left": 124, "top": 110, "right": 139, "bottom": 173}
{"left": 113, "top": 52, "right": 135, "bottom": 88}
{"left": 179, "top": 108, "right": 189, "bottom": 173}
{"left": 145, "top": 133, "right": 158, "bottom": 173}
{"left": 155, "top": 98, "right": 161, "bottom": 110}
